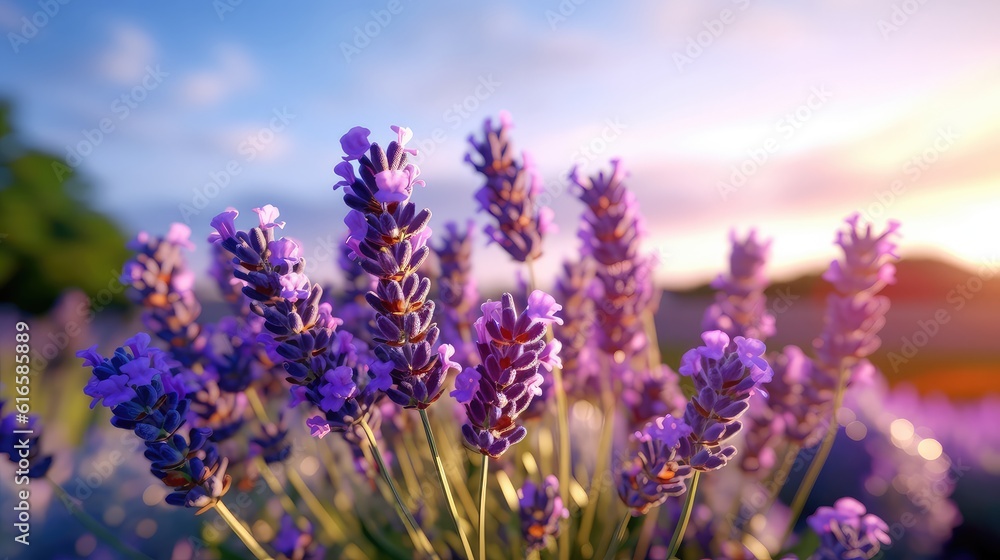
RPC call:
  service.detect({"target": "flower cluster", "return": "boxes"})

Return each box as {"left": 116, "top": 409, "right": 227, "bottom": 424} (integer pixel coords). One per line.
{"left": 0, "top": 402, "right": 53, "bottom": 479}
{"left": 807, "top": 497, "right": 891, "bottom": 560}
{"left": 616, "top": 414, "right": 694, "bottom": 514}
{"left": 434, "top": 219, "right": 480, "bottom": 365}
{"left": 451, "top": 292, "right": 561, "bottom": 458}
{"left": 702, "top": 229, "right": 775, "bottom": 341}
{"left": 550, "top": 259, "right": 596, "bottom": 397}
{"left": 332, "top": 125, "right": 459, "bottom": 409}
{"left": 210, "top": 205, "right": 385, "bottom": 435}
{"left": 571, "top": 159, "right": 655, "bottom": 361}
{"left": 78, "top": 338, "right": 230, "bottom": 510}
{"left": 465, "top": 112, "right": 554, "bottom": 262}
{"left": 617, "top": 331, "right": 772, "bottom": 514}
{"left": 768, "top": 215, "right": 899, "bottom": 447}
{"left": 519, "top": 475, "right": 569, "bottom": 552}
{"left": 120, "top": 223, "right": 205, "bottom": 366}
{"left": 271, "top": 514, "right": 325, "bottom": 560}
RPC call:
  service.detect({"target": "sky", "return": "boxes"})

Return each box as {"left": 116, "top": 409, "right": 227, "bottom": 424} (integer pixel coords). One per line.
{"left": 2, "top": 0, "right": 998, "bottom": 290}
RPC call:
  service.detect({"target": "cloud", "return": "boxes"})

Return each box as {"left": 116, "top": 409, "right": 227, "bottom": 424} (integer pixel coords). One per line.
{"left": 98, "top": 22, "right": 157, "bottom": 85}
{"left": 179, "top": 43, "right": 257, "bottom": 107}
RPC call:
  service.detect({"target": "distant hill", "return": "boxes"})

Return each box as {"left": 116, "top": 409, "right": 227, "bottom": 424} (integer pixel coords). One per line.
{"left": 670, "top": 256, "right": 1000, "bottom": 305}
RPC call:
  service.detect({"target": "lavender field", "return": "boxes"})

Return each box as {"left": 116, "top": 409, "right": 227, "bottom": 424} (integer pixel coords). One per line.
{"left": 2, "top": 2, "right": 999, "bottom": 560}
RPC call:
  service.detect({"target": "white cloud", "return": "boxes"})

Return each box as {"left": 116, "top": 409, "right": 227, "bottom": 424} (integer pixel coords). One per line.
{"left": 179, "top": 43, "right": 257, "bottom": 107}
{"left": 98, "top": 22, "right": 156, "bottom": 85}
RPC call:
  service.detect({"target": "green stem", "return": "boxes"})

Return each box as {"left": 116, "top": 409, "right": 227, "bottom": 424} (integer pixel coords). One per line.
{"left": 479, "top": 454, "right": 490, "bottom": 560}
{"left": 214, "top": 500, "right": 273, "bottom": 560}
{"left": 246, "top": 386, "right": 349, "bottom": 541}
{"left": 666, "top": 472, "right": 701, "bottom": 560}
{"left": 780, "top": 370, "right": 848, "bottom": 549}
{"left": 578, "top": 387, "right": 616, "bottom": 549}
{"left": 360, "top": 418, "right": 438, "bottom": 559}
{"left": 47, "top": 478, "right": 154, "bottom": 560}
{"left": 526, "top": 256, "right": 572, "bottom": 560}
{"left": 286, "top": 465, "right": 348, "bottom": 542}
{"left": 603, "top": 510, "right": 632, "bottom": 560}
{"left": 420, "top": 409, "right": 476, "bottom": 560}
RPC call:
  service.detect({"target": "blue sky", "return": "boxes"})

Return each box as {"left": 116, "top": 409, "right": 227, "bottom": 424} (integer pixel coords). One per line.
{"left": 2, "top": 0, "right": 998, "bottom": 289}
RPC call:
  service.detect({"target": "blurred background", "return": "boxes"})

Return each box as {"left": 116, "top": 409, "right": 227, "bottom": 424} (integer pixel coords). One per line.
{"left": 0, "top": 1, "right": 997, "bottom": 558}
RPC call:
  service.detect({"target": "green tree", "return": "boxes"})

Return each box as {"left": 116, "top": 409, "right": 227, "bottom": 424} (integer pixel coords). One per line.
{"left": 0, "top": 101, "right": 130, "bottom": 313}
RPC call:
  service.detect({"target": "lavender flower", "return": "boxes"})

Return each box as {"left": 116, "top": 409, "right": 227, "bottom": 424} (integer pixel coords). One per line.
{"left": 572, "top": 159, "right": 656, "bottom": 360}
{"left": 78, "top": 341, "right": 230, "bottom": 510}
{"left": 465, "top": 112, "right": 554, "bottom": 262}
{"left": 451, "top": 292, "right": 561, "bottom": 458}
{"left": 814, "top": 214, "right": 900, "bottom": 377}
{"left": 678, "top": 331, "right": 772, "bottom": 471}
{"left": 121, "top": 223, "right": 205, "bottom": 366}
{"left": 617, "top": 414, "right": 694, "bottom": 515}
{"left": 550, "top": 259, "right": 597, "bottom": 397}
{"left": 272, "top": 514, "right": 325, "bottom": 560}
{"left": 78, "top": 332, "right": 191, "bottom": 409}
{"left": 250, "top": 415, "right": 292, "bottom": 464}
{"left": 519, "top": 475, "right": 569, "bottom": 553}
{"left": 0, "top": 402, "right": 53, "bottom": 479}
{"left": 769, "top": 216, "right": 899, "bottom": 447}
{"left": 188, "top": 379, "right": 248, "bottom": 443}
{"left": 332, "top": 125, "right": 460, "bottom": 409}
{"left": 702, "top": 229, "right": 775, "bottom": 341}
{"left": 434, "top": 219, "right": 480, "bottom": 365}
{"left": 807, "top": 498, "right": 890, "bottom": 560}
{"left": 209, "top": 205, "right": 383, "bottom": 435}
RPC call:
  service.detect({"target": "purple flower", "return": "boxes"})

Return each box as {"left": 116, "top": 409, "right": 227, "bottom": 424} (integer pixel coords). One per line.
{"left": 272, "top": 514, "right": 325, "bottom": 560}
{"left": 212, "top": 205, "right": 385, "bottom": 434}
{"left": 122, "top": 225, "right": 205, "bottom": 366}
{"left": 80, "top": 348, "right": 231, "bottom": 511}
{"left": 333, "top": 161, "right": 357, "bottom": 190}
{"left": 465, "top": 113, "right": 551, "bottom": 262}
{"left": 0, "top": 403, "right": 53, "bottom": 479}
{"left": 209, "top": 209, "right": 239, "bottom": 243}
{"left": 617, "top": 414, "right": 695, "bottom": 514}
{"left": 450, "top": 367, "right": 481, "bottom": 404}
{"left": 78, "top": 333, "right": 186, "bottom": 409}
{"left": 253, "top": 204, "right": 286, "bottom": 230}
{"left": 434, "top": 219, "right": 480, "bottom": 364}
{"left": 519, "top": 476, "right": 569, "bottom": 553}
{"left": 319, "top": 366, "right": 358, "bottom": 413}
{"left": 572, "top": 159, "right": 658, "bottom": 385}
{"left": 665, "top": 331, "right": 773, "bottom": 473}
{"left": 636, "top": 414, "right": 692, "bottom": 448}
{"left": 306, "top": 416, "right": 332, "bottom": 439}
{"left": 340, "top": 126, "right": 371, "bottom": 160}
{"left": 551, "top": 259, "right": 597, "bottom": 397}
{"left": 331, "top": 125, "right": 454, "bottom": 409}
{"left": 165, "top": 223, "right": 196, "bottom": 250}
{"left": 807, "top": 497, "right": 891, "bottom": 560}
{"left": 456, "top": 292, "right": 557, "bottom": 458}
{"left": 702, "top": 229, "right": 775, "bottom": 341}
{"left": 526, "top": 289, "right": 564, "bottom": 326}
